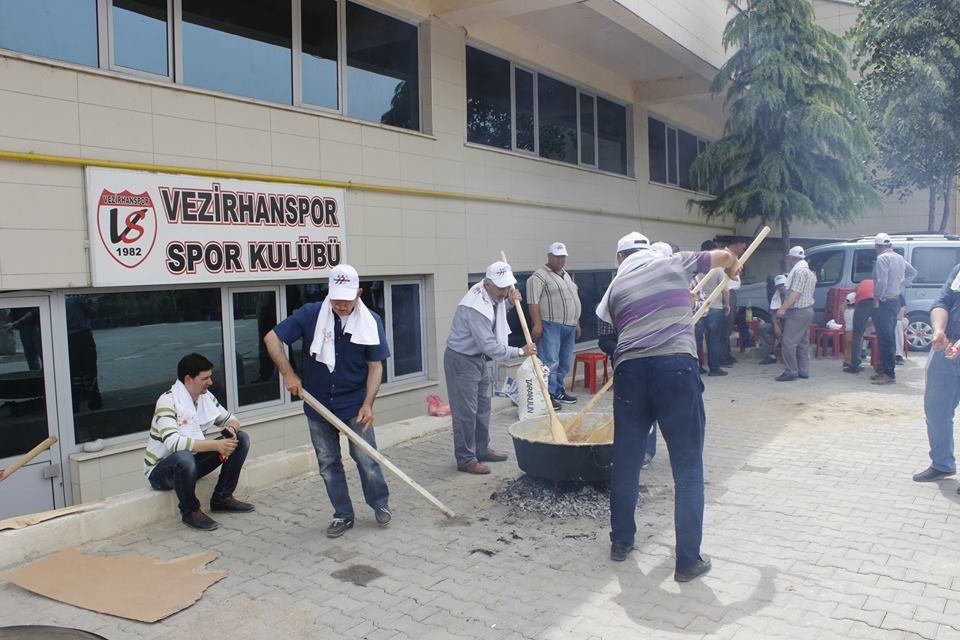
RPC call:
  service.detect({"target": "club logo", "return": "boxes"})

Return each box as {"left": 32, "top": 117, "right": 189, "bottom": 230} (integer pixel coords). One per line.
{"left": 333, "top": 273, "right": 351, "bottom": 285}
{"left": 96, "top": 189, "right": 157, "bottom": 269}
{"left": 497, "top": 267, "right": 508, "bottom": 276}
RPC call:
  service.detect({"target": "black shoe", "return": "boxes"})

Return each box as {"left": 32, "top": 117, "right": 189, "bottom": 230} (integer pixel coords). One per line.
{"left": 326, "top": 517, "right": 354, "bottom": 538}
{"left": 912, "top": 466, "right": 956, "bottom": 482}
{"left": 775, "top": 373, "right": 798, "bottom": 382}
{"left": 758, "top": 357, "right": 777, "bottom": 365}
{"left": 550, "top": 397, "right": 562, "bottom": 411}
{"left": 698, "top": 367, "right": 707, "bottom": 374}
{"left": 720, "top": 357, "right": 736, "bottom": 365}
{"left": 843, "top": 366, "right": 862, "bottom": 374}
{"left": 707, "top": 369, "right": 728, "bottom": 377}
{"left": 374, "top": 506, "right": 392, "bottom": 526}
{"left": 182, "top": 510, "right": 219, "bottom": 531}
{"left": 896, "top": 356, "right": 905, "bottom": 365}
{"left": 210, "top": 496, "right": 255, "bottom": 513}
{"left": 610, "top": 541, "right": 633, "bottom": 562}
{"left": 555, "top": 391, "right": 578, "bottom": 404}
{"left": 798, "top": 373, "right": 809, "bottom": 379}
{"left": 675, "top": 556, "right": 712, "bottom": 582}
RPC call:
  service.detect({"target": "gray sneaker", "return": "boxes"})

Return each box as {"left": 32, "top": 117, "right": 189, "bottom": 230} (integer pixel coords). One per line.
{"left": 326, "top": 517, "right": 354, "bottom": 538}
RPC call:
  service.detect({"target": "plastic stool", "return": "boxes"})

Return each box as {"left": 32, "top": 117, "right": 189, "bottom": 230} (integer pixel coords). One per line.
{"left": 817, "top": 328, "right": 845, "bottom": 358}
{"left": 573, "top": 352, "right": 609, "bottom": 394}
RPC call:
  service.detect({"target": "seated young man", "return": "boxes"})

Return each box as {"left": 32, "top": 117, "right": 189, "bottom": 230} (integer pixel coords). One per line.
{"left": 144, "top": 353, "right": 254, "bottom": 530}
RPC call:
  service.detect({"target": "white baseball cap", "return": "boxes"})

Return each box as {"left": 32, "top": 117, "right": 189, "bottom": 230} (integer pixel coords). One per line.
{"left": 328, "top": 264, "right": 360, "bottom": 301}
{"left": 548, "top": 242, "right": 568, "bottom": 257}
{"left": 774, "top": 274, "right": 788, "bottom": 286}
{"left": 875, "top": 232, "right": 892, "bottom": 246}
{"left": 651, "top": 241, "right": 673, "bottom": 257}
{"left": 617, "top": 232, "right": 650, "bottom": 253}
{"left": 845, "top": 292, "right": 856, "bottom": 304}
{"left": 485, "top": 261, "right": 517, "bottom": 288}
{"left": 788, "top": 246, "right": 805, "bottom": 258}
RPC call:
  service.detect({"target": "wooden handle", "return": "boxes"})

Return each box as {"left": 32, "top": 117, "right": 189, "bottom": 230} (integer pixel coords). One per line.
{"left": 564, "top": 377, "right": 614, "bottom": 432}
{"left": 500, "top": 251, "right": 568, "bottom": 443}
{"left": 692, "top": 227, "right": 771, "bottom": 325}
{"left": 300, "top": 390, "right": 456, "bottom": 518}
{"left": 0, "top": 436, "right": 57, "bottom": 481}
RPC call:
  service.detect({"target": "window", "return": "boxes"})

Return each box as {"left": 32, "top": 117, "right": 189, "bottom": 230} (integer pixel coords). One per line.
{"left": 648, "top": 117, "right": 713, "bottom": 192}
{"left": 852, "top": 246, "right": 906, "bottom": 283}
{"left": 182, "top": 0, "right": 292, "bottom": 104}
{"left": 0, "top": 305, "right": 48, "bottom": 459}
{"left": 466, "top": 46, "right": 511, "bottom": 149}
{"left": 66, "top": 289, "right": 225, "bottom": 443}
{"left": 0, "top": 0, "right": 99, "bottom": 67}
{"left": 807, "top": 251, "right": 844, "bottom": 287}
{"left": 911, "top": 247, "right": 960, "bottom": 285}
{"left": 301, "top": 0, "right": 338, "bottom": 110}
{"left": 231, "top": 290, "right": 281, "bottom": 407}
{"left": 465, "top": 45, "right": 629, "bottom": 174}
{"left": 346, "top": 2, "right": 420, "bottom": 130}
{"left": 111, "top": 0, "right": 169, "bottom": 76}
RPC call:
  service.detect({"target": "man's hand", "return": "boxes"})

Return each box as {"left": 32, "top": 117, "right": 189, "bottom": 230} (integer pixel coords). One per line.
{"left": 774, "top": 324, "right": 782, "bottom": 338}
{"left": 531, "top": 322, "right": 543, "bottom": 341}
{"left": 724, "top": 303, "right": 731, "bottom": 314}
{"left": 282, "top": 372, "right": 304, "bottom": 398}
{"left": 511, "top": 289, "right": 522, "bottom": 304}
{"left": 215, "top": 438, "right": 238, "bottom": 458}
{"left": 932, "top": 329, "right": 949, "bottom": 352}
{"left": 521, "top": 343, "right": 537, "bottom": 357}
{"left": 776, "top": 306, "right": 786, "bottom": 319}
{"left": 357, "top": 404, "right": 375, "bottom": 432}
{"left": 946, "top": 339, "right": 960, "bottom": 360}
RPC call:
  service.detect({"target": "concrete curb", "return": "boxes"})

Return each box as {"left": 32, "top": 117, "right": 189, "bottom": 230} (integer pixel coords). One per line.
{"left": 0, "top": 414, "right": 455, "bottom": 569}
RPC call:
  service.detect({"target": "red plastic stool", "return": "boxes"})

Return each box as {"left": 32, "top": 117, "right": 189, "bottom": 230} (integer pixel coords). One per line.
{"left": 863, "top": 335, "right": 879, "bottom": 368}
{"left": 573, "top": 352, "right": 609, "bottom": 394}
{"left": 817, "top": 328, "right": 845, "bottom": 358}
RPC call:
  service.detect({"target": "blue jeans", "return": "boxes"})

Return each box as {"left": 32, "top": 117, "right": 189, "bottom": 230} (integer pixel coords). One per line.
{"left": 874, "top": 299, "right": 899, "bottom": 378}
{"left": 537, "top": 320, "right": 576, "bottom": 396}
{"left": 308, "top": 410, "right": 389, "bottom": 519}
{"left": 610, "top": 355, "right": 705, "bottom": 571}
{"left": 705, "top": 308, "right": 725, "bottom": 372}
{"left": 149, "top": 431, "right": 250, "bottom": 515}
{"left": 925, "top": 350, "right": 960, "bottom": 472}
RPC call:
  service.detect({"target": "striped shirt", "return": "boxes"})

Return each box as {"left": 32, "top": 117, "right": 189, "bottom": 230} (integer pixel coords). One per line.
{"left": 786, "top": 266, "right": 817, "bottom": 309}
{"left": 526, "top": 267, "right": 581, "bottom": 326}
{"left": 143, "top": 389, "right": 233, "bottom": 477}
{"left": 605, "top": 251, "right": 712, "bottom": 367}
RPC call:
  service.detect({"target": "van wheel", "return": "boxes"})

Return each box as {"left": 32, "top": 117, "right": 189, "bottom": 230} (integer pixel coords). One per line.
{"left": 907, "top": 312, "right": 933, "bottom": 352}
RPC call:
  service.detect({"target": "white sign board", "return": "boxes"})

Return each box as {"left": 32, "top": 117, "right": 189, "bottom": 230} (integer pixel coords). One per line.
{"left": 85, "top": 168, "right": 345, "bottom": 287}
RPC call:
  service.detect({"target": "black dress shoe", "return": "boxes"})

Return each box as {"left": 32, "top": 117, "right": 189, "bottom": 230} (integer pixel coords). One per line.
{"left": 675, "top": 556, "right": 712, "bottom": 582}
{"left": 798, "top": 373, "right": 809, "bottom": 379}
{"left": 210, "top": 496, "right": 255, "bottom": 513}
{"left": 610, "top": 541, "right": 633, "bottom": 562}
{"left": 913, "top": 466, "right": 956, "bottom": 482}
{"left": 775, "top": 373, "right": 797, "bottom": 382}
{"left": 374, "top": 506, "right": 392, "bottom": 526}
{"left": 182, "top": 510, "right": 219, "bottom": 531}
{"left": 707, "top": 369, "right": 728, "bottom": 377}
{"left": 843, "top": 366, "right": 862, "bottom": 374}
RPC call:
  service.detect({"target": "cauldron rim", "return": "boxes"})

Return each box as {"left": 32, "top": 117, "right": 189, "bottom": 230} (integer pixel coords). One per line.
{"left": 508, "top": 412, "right": 613, "bottom": 448}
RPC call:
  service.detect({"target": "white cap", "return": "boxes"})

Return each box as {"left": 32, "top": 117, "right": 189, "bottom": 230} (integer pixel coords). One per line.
{"left": 651, "top": 241, "right": 673, "bottom": 257}
{"left": 788, "top": 246, "right": 805, "bottom": 259}
{"left": 774, "top": 274, "right": 788, "bottom": 286}
{"left": 485, "top": 261, "right": 517, "bottom": 288}
{"left": 617, "top": 232, "right": 650, "bottom": 253}
{"left": 875, "top": 232, "right": 892, "bottom": 246}
{"left": 845, "top": 292, "right": 856, "bottom": 304}
{"left": 328, "top": 264, "right": 360, "bottom": 301}
{"left": 548, "top": 242, "right": 568, "bottom": 257}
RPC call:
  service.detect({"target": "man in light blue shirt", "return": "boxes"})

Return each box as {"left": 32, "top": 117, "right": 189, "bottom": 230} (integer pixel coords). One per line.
{"left": 871, "top": 233, "right": 917, "bottom": 385}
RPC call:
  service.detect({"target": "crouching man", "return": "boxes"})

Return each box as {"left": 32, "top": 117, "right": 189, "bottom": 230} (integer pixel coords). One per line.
{"left": 144, "top": 353, "right": 254, "bottom": 531}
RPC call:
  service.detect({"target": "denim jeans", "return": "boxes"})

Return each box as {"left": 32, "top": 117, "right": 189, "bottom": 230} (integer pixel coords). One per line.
{"left": 849, "top": 300, "right": 873, "bottom": 370}
{"left": 704, "top": 308, "right": 725, "bottom": 372}
{"left": 610, "top": 355, "right": 706, "bottom": 571}
{"left": 874, "top": 299, "right": 900, "bottom": 378}
{"left": 924, "top": 350, "right": 960, "bottom": 473}
{"left": 308, "top": 411, "right": 389, "bottom": 520}
{"left": 149, "top": 431, "right": 250, "bottom": 515}
{"left": 537, "top": 320, "right": 577, "bottom": 396}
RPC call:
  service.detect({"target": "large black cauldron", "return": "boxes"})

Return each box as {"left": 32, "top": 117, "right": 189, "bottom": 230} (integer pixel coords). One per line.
{"left": 508, "top": 412, "right": 613, "bottom": 483}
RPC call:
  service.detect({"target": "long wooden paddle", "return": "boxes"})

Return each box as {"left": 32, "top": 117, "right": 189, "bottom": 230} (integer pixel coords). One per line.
{"left": 564, "top": 377, "right": 613, "bottom": 432}
{"left": 0, "top": 436, "right": 57, "bottom": 482}
{"left": 500, "top": 251, "right": 568, "bottom": 443}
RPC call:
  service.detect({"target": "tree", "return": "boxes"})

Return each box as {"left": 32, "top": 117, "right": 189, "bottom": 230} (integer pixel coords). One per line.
{"left": 850, "top": 0, "right": 960, "bottom": 233}
{"left": 690, "top": 0, "right": 878, "bottom": 258}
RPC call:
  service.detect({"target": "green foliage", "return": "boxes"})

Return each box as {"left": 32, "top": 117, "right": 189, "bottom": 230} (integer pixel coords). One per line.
{"left": 690, "top": 0, "right": 878, "bottom": 239}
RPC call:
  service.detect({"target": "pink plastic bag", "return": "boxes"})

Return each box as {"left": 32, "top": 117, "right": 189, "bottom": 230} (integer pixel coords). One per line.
{"left": 427, "top": 394, "right": 451, "bottom": 417}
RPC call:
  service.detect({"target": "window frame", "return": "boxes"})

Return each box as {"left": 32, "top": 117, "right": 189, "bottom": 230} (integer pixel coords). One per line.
{"left": 382, "top": 279, "right": 427, "bottom": 383}
{"left": 808, "top": 250, "right": 845, "bottom": 287}
{"left": 224, "top": 286, "right": 285, "bottom": 413}
{"left": 577, "top": 90, "right": 597, "bottom": 168}
{"left": 102, "top": 0, "right": 174, "bottom": 81}
{"left": 511, "top": 64, "right": 538, "bottom": 157}
{"left": 647, "top": 115, "right": 715, "bottom": 194}
{"left": 909, "top": 246, "right": 960, "bottom": 286}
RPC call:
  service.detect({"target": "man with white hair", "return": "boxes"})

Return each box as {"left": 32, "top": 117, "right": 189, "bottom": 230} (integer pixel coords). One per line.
{"left": 445, "top": 262, "right": 537, "bottom": 474}
{"left": 871, "top": 233, "right": 917, "bottom": 385}
{"left": 775, "top": 246, "right": 817, "bottom": 381}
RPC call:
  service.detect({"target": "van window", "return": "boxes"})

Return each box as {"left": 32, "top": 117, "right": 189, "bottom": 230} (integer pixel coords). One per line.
{"left": 807, "top": 250, "right": 844, "bottom": 286}
{"left": 912, "top": 247, "right": 960, "bottom": 285}
{"left": 852, "top": 247, "right": 905, "bottom": 283}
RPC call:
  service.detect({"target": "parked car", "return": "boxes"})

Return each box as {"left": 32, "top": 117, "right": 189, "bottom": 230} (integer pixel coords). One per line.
{"left": 736, "top": 233, "right": 960, "bottom": 351}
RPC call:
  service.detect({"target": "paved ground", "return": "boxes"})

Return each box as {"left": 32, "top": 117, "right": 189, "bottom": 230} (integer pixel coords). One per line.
{"left": 2, "top": 350, "right": 960, "bottom": 640}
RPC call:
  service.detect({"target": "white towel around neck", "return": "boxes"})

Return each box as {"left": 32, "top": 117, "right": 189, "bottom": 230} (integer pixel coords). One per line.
{"left": 309, "top": 298, "right": 380, "bottom": 372}
{"left": 595, "top": 248, "right": 665, "bottom": 324}
{"left": 171, "top": 380, "right": 221, "bottom": 441}
{"left": 786, "top": 259, "right": 809, "bottom": 288}
{"left": 458, "top": 281, "right": 510, "bottom": 347}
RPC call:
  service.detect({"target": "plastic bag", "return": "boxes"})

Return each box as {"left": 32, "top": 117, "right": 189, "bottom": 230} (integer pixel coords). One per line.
{"left": 517, "top": 357, "right": 551, "bottom": 420}
{"left": 495, "top": 376, "right": 519, "bottom": 406}
{"left": 426, "top": 394, "right": 451, "bottom": 417}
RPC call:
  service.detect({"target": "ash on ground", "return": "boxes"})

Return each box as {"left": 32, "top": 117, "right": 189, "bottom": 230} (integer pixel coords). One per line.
{"left": 490, "top": 475, "right": 620, "bottom": 520}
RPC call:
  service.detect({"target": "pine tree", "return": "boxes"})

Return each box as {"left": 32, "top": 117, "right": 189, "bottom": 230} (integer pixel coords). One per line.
{"left": 690, "top": 0, "right": 878, "bottom": 256}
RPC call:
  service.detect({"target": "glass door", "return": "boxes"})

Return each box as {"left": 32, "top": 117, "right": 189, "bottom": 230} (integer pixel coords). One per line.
{"left": 0, "top": 297, "right": 63, "bottom": 519}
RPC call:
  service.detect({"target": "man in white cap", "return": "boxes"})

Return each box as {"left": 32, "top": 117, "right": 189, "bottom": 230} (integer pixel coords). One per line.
{"left": 758, "top": 274, "right": 788, "bottom": 365}
{"left": 871, "top": 233, "right": 917, "bottom": 385}
{"left": 264, "top": 264, "right": 392, "bottom": 539}
{"left": 445, "top": 261, "right": 537, "bottom": 474}
{"left": 527, "top": 242, "right": 582, "bottom": 408}
{"left": 775, "top": 246, "right": 817, "bottom": 381}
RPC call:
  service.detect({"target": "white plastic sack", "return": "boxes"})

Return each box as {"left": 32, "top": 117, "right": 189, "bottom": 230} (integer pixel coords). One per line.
{"left": 517, "top": 357, "right": 551, "bottom": 420}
